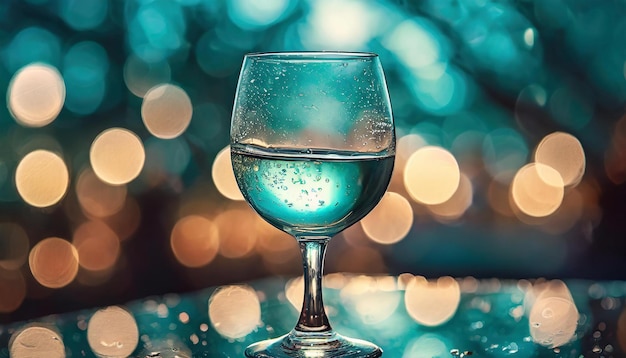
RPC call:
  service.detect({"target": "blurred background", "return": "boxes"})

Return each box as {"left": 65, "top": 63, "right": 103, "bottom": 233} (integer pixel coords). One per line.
{"left": 0, "top": 0, "right": 625, "bottom": 324}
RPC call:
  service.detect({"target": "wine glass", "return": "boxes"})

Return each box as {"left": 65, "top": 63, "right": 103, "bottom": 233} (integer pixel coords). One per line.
{"left": 230, "top": 52, "right": 395, "bottom": 358}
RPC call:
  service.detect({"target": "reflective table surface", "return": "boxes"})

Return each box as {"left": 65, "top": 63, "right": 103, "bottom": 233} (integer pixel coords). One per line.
{"left": 1, "top": 274, "right": 625, "bottom": 357}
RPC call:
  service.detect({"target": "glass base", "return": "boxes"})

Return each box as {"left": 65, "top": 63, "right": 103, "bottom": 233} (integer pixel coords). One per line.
{"left": 245, "top": 330, "right": 382, "bottom": 358}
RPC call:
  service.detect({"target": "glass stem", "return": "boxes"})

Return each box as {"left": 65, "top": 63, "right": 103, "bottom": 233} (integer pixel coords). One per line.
{"left": 295, "top": 237, "right": 332, "bottom": 334}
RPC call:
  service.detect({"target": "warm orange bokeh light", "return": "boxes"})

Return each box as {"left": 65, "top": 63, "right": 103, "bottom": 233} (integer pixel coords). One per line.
{"left": 141, "top": 84, "right": 192, "bottom": 139}
{"left": 87, "top": 306, "right": 139, "bottom": 357}
{"left": 87, "top": 306, "right": 139, "bottom": 358}
{"left": 404, "top": 276, "right": 461, "bottom": 327}
{"left": 487, "top": 173, "right": 516, "bottom": 217}
{"left": 361, "top": 192, "right": 413, "bottom": 244}
{"left": 90, "top": 128, "right": 145, "bottom": 185}
{"left": 15, "top": 150, "right": 69, "bottom": 208}
{"left": 0, "top": 268, "right": 26, "bottom": 313}
{"left": 255, "top": 217, "right": 294, "bottom": 256}
{"left": 104, "top": 197, "right": 141, "bottom": 241}
{"left": 511, "top": 163, "right": 564, "bottom": 217}
{"left": 535, "top": 132, "right": 585, "bottom": 187}
{"left": 170, "top": 215, "right": 220, "bottom": 268}
{"left": 215, "top": 208, "right": 257, "bottom": 258}
{"left": 527, "top": 280, "right": 578, "bottom": 348}
{"left": 428, "top": 173, "right": 473, "bottom": 220}
{"left": 212, "top": 146, "right": 245, "bottom": 201}
{"left": 255, "top": 216, "right": 298, "bottom": 272}
{"left": 76, "top": 167, "right": 127, "bottom": 218}
{"left": 404, "top": 146, "right": 460, "bottom": 205}
{"left": 208, "top": 285, "right": 261, "bottom": 339}
{"left": 8, "top": 63, "right": 65, "bottom": 128}
{"left": 73, "top": 221, "right": 120, "bottom": 272}
{"left": 9, "top": 325, "right": 65, "bottom": 358}
{"left": 397, "top": 134, "right": 427, "bottom": 166}
{"left": 285, "top": 276, "right": 304, "bottom": 310}
{"left": 29, "top": 237, "right": 79, "bottom": 289}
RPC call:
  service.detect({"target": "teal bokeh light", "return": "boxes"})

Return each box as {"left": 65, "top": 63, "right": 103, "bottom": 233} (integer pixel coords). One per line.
{"left": 3, "top": 27, "right": 61, "bottom": 73}
{"left": 195, "top": 31, "right": 244, "bottom": 78}
{"left": 410, "top": 121, "right": 443, "bottom": 147}
{"left": 63, "top": 41, "right": 109, "bottom": 115}
{"left": 60, "top": 0, "right": 108, "bottom": 31}
{"left": 456, "top": 3, "right": 543, "bottom": 92}
{"left": 187, "top": 102, "right": 228, "bottom": 155}
{"left": 145, "top": 137, "right": 191, "bottom": 176}
{"left": 227, "top": 0, "right": 295, "bottom": 30}
{"left": 413, "top": 68, "right": 468, "bottom": 116}
{"left": 482, "top": 128, "right": 529, "bottom": 179}
{"left": 128, "top": 0, "right": 187, "bottom": 62}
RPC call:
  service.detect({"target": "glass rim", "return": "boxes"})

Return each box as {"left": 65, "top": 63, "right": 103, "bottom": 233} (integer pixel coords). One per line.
{"left": 244, "top": 51, "right": 379, "bottom": 61}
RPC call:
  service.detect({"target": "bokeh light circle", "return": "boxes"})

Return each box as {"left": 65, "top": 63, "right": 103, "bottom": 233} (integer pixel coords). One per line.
{"left": 212, "top": 146, "right": 245, "bottom": 201}
{"left": 0, "top": 269, "right": 26, "bottom": 313}
{"left": 428, "top": 173, "right": 473, "bottom": 220}
{"left": 141, "top": 84, "right": 193, "bottom": 139}
{"left": 483, "top": 128, "right": 528, "bottom": 179}
{"left": 227, "top": 0, "right": 292, "bottom": 30}
{"left": 5, "top": 27, "right": 61, "bottom": 73}
{"left": 404, "top": 146, "right": 460, "bottom": 205}
{"left": 9, "top": 326, "right": 65, "bottom": 358}
{"left": 29, "top": 237, "right": 79, "bottom": 289}
{"left": 404, "top": 276, "right": 461, "bottom": 327}
{"left": 529, "top": 296, "right": 578, "bottom": 348}
{"left": 285, "top": 276, "right": 304, "bottom": 310}
{"left": 15, "top": 150, "right": 69, "bottom": 208}
{"left": 90, "top": 128, "right": 145, "bottom": 185}
{"left": 62, "top": 41, "right": 109, "bottom": 115}
{"left": 215, "top": 208, "right": 257, "bottom": 258}
{"left": 170, "top": 215, "right": 220, "bottom": 268}
{"left": 208, "top": 285, "right": 261, "bottom": 339}
{"left": 535, "top": 132, "right": 585, "bottom": 187}
{"left": 8, "top": 63, "right": 65, "bottom": 127}
{"left": 72, "top": 221, "right": 120, "bottom": 272}
{"left": 123, "top": 55, "right": 171, "bottom": 98}
{"left": 60, "top": 0, "right": 108, "bottom": 31}
{"left": 87, "top": 306, "right": 139, "bottom": 358}
{"left": 511, "top": 163, "right": 564, "bottom": 217}
{"left": 403, "top": 333, "right": 451, "bottom": 358}
{"left": 0, "top": 223, "right": 30, "bottom": 270}
{"left": 76, "top": 168, "right": 127, "bottom": 218}
{"left": 360, "top": 192, "right": 413, "bottom": 244}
